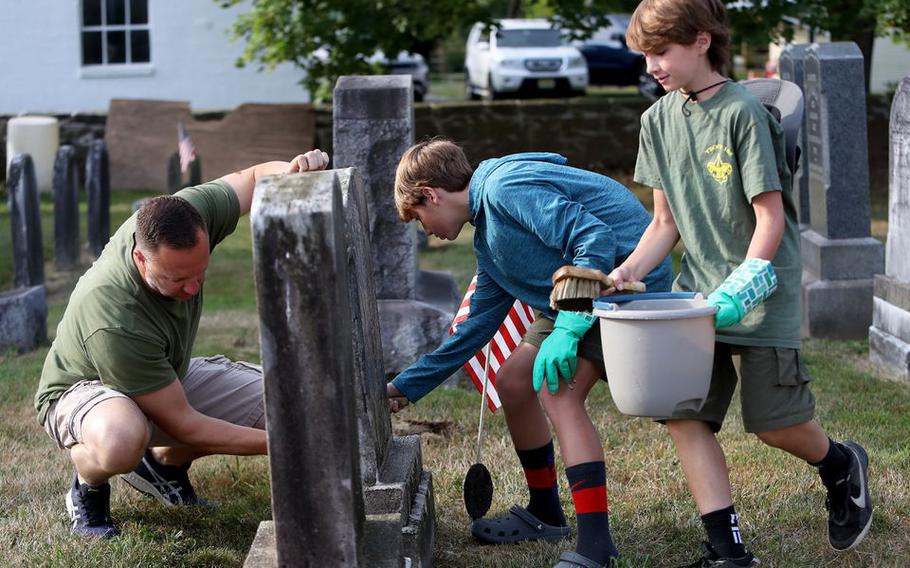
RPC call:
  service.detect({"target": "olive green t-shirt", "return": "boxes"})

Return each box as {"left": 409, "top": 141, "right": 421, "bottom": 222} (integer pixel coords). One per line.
{"left": 634, "top": 82, "right": 801, "bottom": 348}
{"left": 35, "top": 180, "right": 240, "bottom": 425}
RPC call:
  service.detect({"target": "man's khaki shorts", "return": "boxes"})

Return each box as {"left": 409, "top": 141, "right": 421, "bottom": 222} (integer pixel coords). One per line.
{"left": 44, "top": 355, "right": 264, "bottom": 450}
{"left": 665, "top": 343, "right": 816, "bottom": 434}
{"left": 521, "top": 314, "right": 608, "bottom": 378}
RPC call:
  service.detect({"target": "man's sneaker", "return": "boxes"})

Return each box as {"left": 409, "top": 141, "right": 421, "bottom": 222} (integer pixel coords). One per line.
{"left": 679, "top": 542, "right": 759, "bottom": 567}
{"left": 121, "top": 449, "right": 212, "bottom": 507}
{"left": 65, "top": 472, "right": 120, "bottom": 539}
{"left": 825, "top": 441, "right": 873, "bottom": 551}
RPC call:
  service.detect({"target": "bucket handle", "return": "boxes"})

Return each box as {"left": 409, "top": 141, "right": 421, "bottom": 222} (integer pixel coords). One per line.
{"left": 595, "top": 292, "right": 702, "bottom": 310}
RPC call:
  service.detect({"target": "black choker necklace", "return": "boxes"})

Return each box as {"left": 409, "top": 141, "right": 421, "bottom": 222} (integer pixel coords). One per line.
{"left": 681, "top": 78, "right": 730, "bottom": 116}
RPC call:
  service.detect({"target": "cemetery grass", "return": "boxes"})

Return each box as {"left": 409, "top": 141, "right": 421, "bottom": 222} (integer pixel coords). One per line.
{"left": 0, "top": 192, "right": 907, "bottom": 567}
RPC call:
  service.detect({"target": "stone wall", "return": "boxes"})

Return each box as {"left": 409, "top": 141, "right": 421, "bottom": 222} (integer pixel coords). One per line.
{"left": 2, "top": 95, "right": 895, "bottom": 191}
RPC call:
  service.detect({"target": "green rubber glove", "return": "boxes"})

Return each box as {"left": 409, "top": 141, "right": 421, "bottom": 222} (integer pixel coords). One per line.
{"left": 532, "top": 311, "right": 596, "bottom": 394}
{"left": 707, "top": 258, "right": 778, "bottom": 329}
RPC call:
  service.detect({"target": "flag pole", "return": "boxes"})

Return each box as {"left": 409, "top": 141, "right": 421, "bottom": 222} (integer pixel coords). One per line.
{"left": 475, "top": 341, "right": 492, "bottom": 465}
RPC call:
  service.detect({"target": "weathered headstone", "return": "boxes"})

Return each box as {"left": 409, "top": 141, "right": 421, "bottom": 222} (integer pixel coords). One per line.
{"left": 246, "top": 169, "right": 434, "bottom": 568}
{"left": 870, "top": 75, "right": 910, "bottom": 379}
{"left": 8, "top": 154, "right": 45, "bottom": 288}
{"left": 0, "top": 286, "right": 47, "bottom": 352}
{"left": 779, "top": 43, "right": 810, "bottom": 227}
{"left": 333, "top": 75, "right": 460, "bottom": 376}
{"left": 53, "top": 145, "right": 80, "bottom": 271}
{"left": 800, "top": 42, "right": 885, "bottom": 339}
{"left": 86, "top": 139, "right": 110, "bottom": 258}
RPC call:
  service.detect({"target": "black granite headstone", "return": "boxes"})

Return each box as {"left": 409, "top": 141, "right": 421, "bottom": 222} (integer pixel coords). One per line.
{"left": 86, "top": 139, "right": 110, "bottom": 258}
{"left": 8, "top": 154, "right": 45, "bottom": 288}
{"left": 53, "top": 145, "right": 80, "bottom": 271}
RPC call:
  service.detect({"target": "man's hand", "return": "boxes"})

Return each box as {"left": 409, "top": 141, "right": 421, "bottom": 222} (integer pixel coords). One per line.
{"left": 287, "top": 150, "right": 330, "bottom": 173}
{"left": 387, "top": 382, "right": 410, "bottom": 413}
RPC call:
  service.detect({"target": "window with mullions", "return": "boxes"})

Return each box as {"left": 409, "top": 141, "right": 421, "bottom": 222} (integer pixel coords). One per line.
{"left": 81, "top": 0, "right": 150, "bottom": 66}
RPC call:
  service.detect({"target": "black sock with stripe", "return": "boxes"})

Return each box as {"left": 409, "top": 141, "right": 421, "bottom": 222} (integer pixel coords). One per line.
{"left": 566, "top": 461, "right": 620, "bottom": 563}
{"left": 701, "top": 505, "right": 746, "bottom": 559}
{"left": 516, "top": 441, "right": 566, "bottom": 527}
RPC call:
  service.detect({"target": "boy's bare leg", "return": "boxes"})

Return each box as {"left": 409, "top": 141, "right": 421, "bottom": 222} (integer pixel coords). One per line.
{"left": 755, "top": 420, "right": 829, "bottom": 462}
{"left": 538, "top": 357, "right": 604, "bottom": 466}
{"left": 666, "top": 419, "right": 734, "bottom": 515}
{"left": 495, "top": 343, "right": 551, "bottom": 450}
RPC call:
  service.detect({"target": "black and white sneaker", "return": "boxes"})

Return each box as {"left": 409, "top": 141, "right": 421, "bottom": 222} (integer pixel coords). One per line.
{"left": 826, "top": 441, "right": 873, "bottom": 551}
{"left": 679, "top": 542, "right": 759, "bottom": 567}
{"left": 121, "top": 449, "right": 212, "bottom": 507}
{"left": 65, "top": 472, "right": 120, "bottom": 539}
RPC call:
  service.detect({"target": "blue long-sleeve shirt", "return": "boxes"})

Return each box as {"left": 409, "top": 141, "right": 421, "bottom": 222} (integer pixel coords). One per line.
{"left": 392, "top": 153, "right": 673, "bottom": 402}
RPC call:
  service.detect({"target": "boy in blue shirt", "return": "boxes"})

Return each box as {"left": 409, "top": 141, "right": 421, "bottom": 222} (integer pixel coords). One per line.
{"left": 387, "top": 138, "right": 672, "bottom": 567}
{"left": 608, "top": 0, "right": 873, "bottom": 565}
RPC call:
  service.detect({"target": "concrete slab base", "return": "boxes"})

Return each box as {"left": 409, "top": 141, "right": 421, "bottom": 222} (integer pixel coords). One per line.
{"left": 869, "top": 326, "right": 910, "bottom": 380}
{"left": 801, "top": 274, "right": 875, "bottom": 339}
{"left": 379, "top": 299, "right": 454, "bottom": 378}
{"left": 0, "top": 285, "right": 47, "bottom": 352}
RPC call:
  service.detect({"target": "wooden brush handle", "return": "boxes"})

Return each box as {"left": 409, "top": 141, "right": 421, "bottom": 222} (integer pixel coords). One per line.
{"left": 551, "top": 265, "right": 646, "bottom": 293}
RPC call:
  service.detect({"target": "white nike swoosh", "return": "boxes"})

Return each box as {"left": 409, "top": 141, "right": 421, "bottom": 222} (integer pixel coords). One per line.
{"left": 849, "top": 448, "right": 868, "bottom": 509}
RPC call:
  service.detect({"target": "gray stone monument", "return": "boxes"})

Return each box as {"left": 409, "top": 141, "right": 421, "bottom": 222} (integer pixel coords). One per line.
{"left": 86, "top": 139, "right": 110, "bottom": 258}
{"left": 8, "top": 154, "right": 45, "bottom": 288}
{"left": 779, "top": 44, "right": 810, "bottom": 227}
{"left": 245, "top": 169, "right": 434, "bottom": 568}
{"left": 333, "top": 75, "right": 459, "bottom": 376}
{"left": 800, "top": 42, "right": 885, "bottom": 339}
{"left": 870, "top": 75, "right": 910, "bottom": 379}
{"left": 53, "top": 145, "right": 81, "bottom": 271}
{"left": 0, "top": 286, "right": 47, "bottom": 353}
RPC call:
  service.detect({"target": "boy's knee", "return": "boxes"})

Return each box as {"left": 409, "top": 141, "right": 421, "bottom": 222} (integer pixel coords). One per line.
{"left": 755, "top": 429, "right": 787, "bottom": 448}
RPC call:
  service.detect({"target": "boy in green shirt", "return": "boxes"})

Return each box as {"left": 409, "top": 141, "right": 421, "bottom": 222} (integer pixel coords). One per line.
{"left": 607, "top": 0, "right": 873, "bottom": 565}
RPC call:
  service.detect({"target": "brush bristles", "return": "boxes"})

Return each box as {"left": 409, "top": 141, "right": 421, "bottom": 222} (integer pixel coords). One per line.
{"left": 550, "top": 277, "right": 600, "bottom": 312}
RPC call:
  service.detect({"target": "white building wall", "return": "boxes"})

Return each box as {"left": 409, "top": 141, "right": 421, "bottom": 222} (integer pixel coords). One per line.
{"left": 0, "top": 0, "right": 309, "bottom": 115}
{"left": 870, "top": 37, "right": 910, "bottom": 93}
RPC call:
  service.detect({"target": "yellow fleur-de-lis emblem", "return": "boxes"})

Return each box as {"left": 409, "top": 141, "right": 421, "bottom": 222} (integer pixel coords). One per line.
{"left": 706, "top": 152, "right": 733, "bottom": 183}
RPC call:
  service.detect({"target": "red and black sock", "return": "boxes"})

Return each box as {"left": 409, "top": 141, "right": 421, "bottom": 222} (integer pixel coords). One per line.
{"left": 701, "top": 505, "right": 746, "bottom": 559}
{"left": 566, "top": 461, "right": 620, "bottom": 563}
{"left": 516, "top": 441, "right": 566, "bottom": 527}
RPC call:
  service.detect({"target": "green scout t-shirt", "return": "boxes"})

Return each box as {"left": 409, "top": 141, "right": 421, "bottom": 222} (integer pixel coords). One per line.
{"left": 34, "top": 180, "right": 240, "bottom": 425}
{"left": 634, "top": 82, "right": 801, "bottom": 348}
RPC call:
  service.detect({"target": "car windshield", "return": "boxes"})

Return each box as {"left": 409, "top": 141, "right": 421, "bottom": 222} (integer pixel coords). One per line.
{"left": 496, "top": 28, "right": 564, "bottom": 48}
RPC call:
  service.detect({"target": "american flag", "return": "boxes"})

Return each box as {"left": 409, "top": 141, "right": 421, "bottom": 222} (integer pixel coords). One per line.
{"left": 451, "top": 275, "right": 536, "bottom": 412}
{"left": 178, "top": 122, "right": 196, "bottom": 174}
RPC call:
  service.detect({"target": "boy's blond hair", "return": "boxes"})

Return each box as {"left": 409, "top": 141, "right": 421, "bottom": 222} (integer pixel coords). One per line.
{"left": 626, "top": 0, "right": 731, "bottom": 73}
{"left": 394, "top": 138, "right": 473, "bottom": 222}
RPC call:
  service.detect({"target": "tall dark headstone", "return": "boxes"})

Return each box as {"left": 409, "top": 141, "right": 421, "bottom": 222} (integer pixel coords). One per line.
{"left": 800, "top": 42, "right": 884, "bottom": 339}
{"left": 333, "top": 75, "right": 460, "bottom": 376}
{"left": 870, "top": 75, "right": 910, "bottom": 380}
{"left": 8, "top": 154, "right": 45, "bottom": 288}
{"left": 251, "top": 171, "right": 364, "bottom": 568}
{"left": 53, "top": 145, "right": 80, "bottom": 271}
{"left": 86, "top": 139, "right": 110, "bottom": 258}
{"left": 779, "top": 44, "right": 810, "bottom": 227}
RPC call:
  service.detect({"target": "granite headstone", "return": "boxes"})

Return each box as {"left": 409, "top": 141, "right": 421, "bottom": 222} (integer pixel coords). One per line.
{"left": 779, "top": 43, "right": 810, "bottom": 226}
{"left": 53, "top": 145, "right": 80, "bottom": 271}
{"left": 8, "top": 154, "right": 45, "bottom": 288}
{"left": 86, "top": 139, "right": 110, "bottom": 258}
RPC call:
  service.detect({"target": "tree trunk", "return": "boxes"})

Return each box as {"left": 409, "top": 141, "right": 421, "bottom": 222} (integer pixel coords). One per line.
{"left": 507, "top": 0, "right": 522, "bottom": 18}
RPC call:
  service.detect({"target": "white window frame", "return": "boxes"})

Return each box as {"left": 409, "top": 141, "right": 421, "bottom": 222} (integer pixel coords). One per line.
{"left": 80, "top": 0, "right": 151, "bottom": 68}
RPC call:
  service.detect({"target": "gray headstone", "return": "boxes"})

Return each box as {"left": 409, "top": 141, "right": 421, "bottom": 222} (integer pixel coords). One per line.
{"left": 804, "top": 42, "right": 871, "bottom": 239}
{"left": 86, "top": 139, "right": 110, "bottom": 258}
{"left": 0, "top": 285, "right": 47, "bottom": 352}
{"left": 251, "top": 171, "right": 364, "bottom": 567}
{"left": 8, "top": 154, "right": 45, "bottom": 288}
{"left": 870, "top": 75, "right": 910, "bottom": 378}
{"left": 779, "top": 44, "right": 810, "bottom": 226}
{"left": 335, "top": 168, "right": 392, "bottom": 484}
{"left": 333, "top": 75, "right": 417, "bottom": 300}
{"left": 53, "top": 145, "right": 80, "bottom": 271}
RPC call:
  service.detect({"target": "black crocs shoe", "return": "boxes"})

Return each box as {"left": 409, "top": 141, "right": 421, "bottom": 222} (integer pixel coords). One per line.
{"left": 121, "top": 449, "right": 213, "bottom": 507}
{"left": 825, "top": 441, "right": 873, "bottom": 551}
{"left": 471, "top": 504, "right": 571, "bottom": 544}
{"left": 678, "top": 542, "right": 759, "bottom": 568}
{"left": 65, "top": 472, "right": 120, "bottom": 539}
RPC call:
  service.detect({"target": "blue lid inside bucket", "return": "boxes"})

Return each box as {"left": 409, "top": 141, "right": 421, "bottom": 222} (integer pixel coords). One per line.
{"left": 593, "top": 292, "right": 699, "bottom": 310}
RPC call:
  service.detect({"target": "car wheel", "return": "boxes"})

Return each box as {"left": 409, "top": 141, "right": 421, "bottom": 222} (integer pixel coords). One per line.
{"left": 465, "top": 71, "right": 480, "bottom": 101}
{"left": 638, "top": 73, "right": 666, "bottom": 100}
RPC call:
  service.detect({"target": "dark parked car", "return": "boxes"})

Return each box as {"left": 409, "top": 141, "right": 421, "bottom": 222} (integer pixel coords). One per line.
{"left": 573, "top": 15, "right": 665, "bottom": 99}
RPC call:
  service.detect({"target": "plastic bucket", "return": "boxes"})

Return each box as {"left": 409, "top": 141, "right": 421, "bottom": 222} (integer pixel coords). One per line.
{"left": 592, "top": 293, "right": 716, "bottom": 418}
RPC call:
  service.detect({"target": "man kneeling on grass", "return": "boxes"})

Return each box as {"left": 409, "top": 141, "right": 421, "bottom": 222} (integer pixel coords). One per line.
{"left": 33, "top": 150, "right": 329, "bottom": 538}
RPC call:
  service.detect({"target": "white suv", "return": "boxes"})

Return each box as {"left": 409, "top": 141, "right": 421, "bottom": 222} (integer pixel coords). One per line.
{"left": 465, "top": 19, "right": 588, "bottom": 100}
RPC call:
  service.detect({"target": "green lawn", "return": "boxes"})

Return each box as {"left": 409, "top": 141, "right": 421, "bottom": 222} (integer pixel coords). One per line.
{"left": 0, "top": 188, "right": 907, "bottom": 566}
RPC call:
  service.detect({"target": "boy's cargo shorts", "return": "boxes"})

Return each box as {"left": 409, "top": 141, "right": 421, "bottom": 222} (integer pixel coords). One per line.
{"left": 521, "top": 314, "right": 607, "bottom": 378}
{"left": 43, "top": 355, "right": 264, "bottom": 450}
{"left": 665, "top": 343, "right": 816, "bottom": 433}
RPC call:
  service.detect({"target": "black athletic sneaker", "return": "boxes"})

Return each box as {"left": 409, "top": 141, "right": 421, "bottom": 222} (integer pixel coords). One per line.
{"left": 679, "top": 542, "right": 759, "bottom": 567}
{"left": 825, "top": 441, "right": 873, "bottom": 551}
{"left": 65, "top": 472, "right": 120, "bottom": 539}
{"left": 121, "top": 449, "right": 211, "bottom": 507}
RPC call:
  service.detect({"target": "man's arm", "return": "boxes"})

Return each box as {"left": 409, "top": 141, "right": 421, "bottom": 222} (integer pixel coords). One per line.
{"left": 219, "top": 150, "right": 330, "bottom": 216}
{"left": 608, "top": 188, "right": 680, "bottom": 290}
{"left": 131, "top": 380, "right": 267, "bottom": 455}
